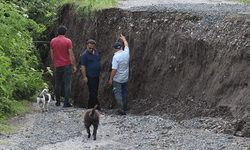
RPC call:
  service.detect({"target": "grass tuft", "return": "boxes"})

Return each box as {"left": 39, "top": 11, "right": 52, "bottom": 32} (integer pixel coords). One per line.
{"left": 0, "top": 100, "right": 33, "bottom": 134}
{"left": 233, "top": 0, "right": 250, "bottom": 3}
{"left": 60, "top": 0, "right": 119, "bottom": 10}
{"left": 59, "top": 0, "right": 120, "bottom": 20}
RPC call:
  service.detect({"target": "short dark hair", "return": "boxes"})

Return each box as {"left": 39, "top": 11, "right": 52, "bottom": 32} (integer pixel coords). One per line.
{"left": 57, "top": 25, "right": 67, "bottom": 35}
{"left": 87, "top": 39, "right": 96, "bottom": 45}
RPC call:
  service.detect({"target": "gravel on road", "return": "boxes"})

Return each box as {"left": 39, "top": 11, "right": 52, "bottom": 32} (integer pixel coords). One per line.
{"left": 119, "top": 0, "right": 241, "bottom": 9}
{"left": 1, "top": 101, "right": 250, "bottom": 150}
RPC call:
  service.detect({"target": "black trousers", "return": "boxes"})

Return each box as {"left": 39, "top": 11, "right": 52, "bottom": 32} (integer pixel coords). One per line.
{"left": 87, "top": 77, "right": 100, "bottom": 109}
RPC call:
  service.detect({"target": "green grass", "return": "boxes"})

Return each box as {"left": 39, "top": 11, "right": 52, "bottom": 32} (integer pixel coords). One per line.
{"left": 0, "top": 100, "right": 34, "bottom": 134}
{"left": 60, "top": 0, "right": 120, "bottom": 20}
{"left": 9, "top": 100, "right": 33, "bottom": 116}
{"left": 232, "top": 0, "right": 250, "bottom": 3}
{"left": 60, "top": 0, "right": 119, "bottom": 10}
{"left": 0, "top": 121, "right": 19, "bottom": 134}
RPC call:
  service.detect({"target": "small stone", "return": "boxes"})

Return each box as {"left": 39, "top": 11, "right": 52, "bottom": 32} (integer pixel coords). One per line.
{"left": 235, "top": 131, "right": 243, "bottom": 137}
{"left": 231, "top": 142, "right": 239, "bottom": 146}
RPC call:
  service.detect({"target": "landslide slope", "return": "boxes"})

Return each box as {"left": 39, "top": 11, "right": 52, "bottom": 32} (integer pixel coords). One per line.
{"left": 44, "top": 3, "right": 250, "bottom": 125}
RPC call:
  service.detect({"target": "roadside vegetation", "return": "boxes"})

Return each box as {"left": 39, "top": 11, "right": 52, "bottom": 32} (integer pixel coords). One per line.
{"left": 234, "top": 0, "right": 250, "bottom": 3}
{"left": 0, "top": 0, "right": 119, "bottom": 133}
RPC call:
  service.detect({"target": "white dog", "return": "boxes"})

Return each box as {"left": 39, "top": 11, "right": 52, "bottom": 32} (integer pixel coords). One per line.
{"left": 37, "top": 89, "right": 51, "bottom": 112}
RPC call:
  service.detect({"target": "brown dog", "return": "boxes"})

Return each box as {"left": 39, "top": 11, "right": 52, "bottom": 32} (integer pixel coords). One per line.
{"left": 83, "top": 105, "right": 100, "bottom": 140}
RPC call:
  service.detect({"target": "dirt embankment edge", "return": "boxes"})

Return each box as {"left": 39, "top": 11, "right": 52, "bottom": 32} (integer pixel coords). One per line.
{"left": 43, "top": 5, "right": 250, "bottom": 137}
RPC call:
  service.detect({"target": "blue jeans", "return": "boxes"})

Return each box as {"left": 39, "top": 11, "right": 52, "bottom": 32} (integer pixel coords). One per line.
{"left": 55, "top": 65, "right": 72, "bottom": 104}
{"left": 113, "top": 81, "right": 128, "bottom": 100}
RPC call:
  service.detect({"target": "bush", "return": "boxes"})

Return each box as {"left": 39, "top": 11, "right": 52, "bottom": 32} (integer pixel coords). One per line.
{"left": 0, "top": 1, "right": 45, "bottom": 119}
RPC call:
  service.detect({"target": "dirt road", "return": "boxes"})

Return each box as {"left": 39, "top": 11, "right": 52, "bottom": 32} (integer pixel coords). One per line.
{"left": 119, "top": 0, "right": 240, "bottom": 9}
{"left": 1, "top": 101, "right": 250, "bottom": 150}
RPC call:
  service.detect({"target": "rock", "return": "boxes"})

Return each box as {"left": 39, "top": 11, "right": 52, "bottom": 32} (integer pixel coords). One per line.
{"left": 235, "top": 131, "right": 243, "bottom": 137}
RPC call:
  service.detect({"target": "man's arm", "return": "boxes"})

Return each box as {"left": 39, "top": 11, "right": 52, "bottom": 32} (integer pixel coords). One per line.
{"left": 81, "top": 65, "right": 88, "bottom": 83}
{"left": 109, "top": 69, "right": 117, "bottom": 85}
{"left": 68, "top": 49, "right": 77, "bottom": 73}
{"left": 120, "top": 34, "right": 128, "bottom": 48}
{"left": 50, "top": 49, "right": 54, "bottom": 62}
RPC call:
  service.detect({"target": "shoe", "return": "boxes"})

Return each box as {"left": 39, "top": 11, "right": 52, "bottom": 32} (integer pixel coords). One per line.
{"left": 56, "top": 101, "right": 60, "bottom": 106}
{"left": 116, "top": 100, "right": 125, "bottom": 115}
{"left": 116, "top": 110, "right": 126, "bottom": 115}
{"left": 63, "top": 103, "right": 73, "bottom": 107}
{"left": 123, "top": 97, "right": 128, "bottom": 111}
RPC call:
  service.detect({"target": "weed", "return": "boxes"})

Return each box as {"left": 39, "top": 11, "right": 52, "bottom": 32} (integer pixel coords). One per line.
{"left": 0, "top": 100, "right": 33, "bottom": 134}
{"left": 233, "top": 0, "right": 250, "bottom": 3}
{"left": 60, "top": 0, "right": 119, "bottom": 21}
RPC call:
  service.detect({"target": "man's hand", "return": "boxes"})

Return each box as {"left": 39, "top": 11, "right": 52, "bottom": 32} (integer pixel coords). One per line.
{"left": 120, "top": 34, "right": 125, "bottom": 41}
{"left": 109, "top": 79, "right": 113, "bottom": 85}
{"left": 83, "top": 77, "right": 88, "bottom": 83}
{"left": 120, "top": 34, "right": 128, "bottom": 47}
{"left": 81, "top": 65, "right": 88, "bottom": 83}
{"left": 109, "top": 69, "right": 117, "bottom": 85}
{"left": 73, "top": 66, "right": 77, "bottom": 73}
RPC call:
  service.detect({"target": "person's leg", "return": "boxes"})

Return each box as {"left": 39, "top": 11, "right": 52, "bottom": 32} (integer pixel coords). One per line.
{"left": 113, "top": 81, "right": 125, "bottom": 115}
{"left": 94, "top": 77, "right": 100, "bottom": 110}
{"left": 87, "top": 77, "right": 100, "bottom": 109}
{"left": 121, "top": 82, "right": 128, "bottom": 111}
{"left": 55, "top": 66, "right": 64, "bottom": 106}
{"left": 63, "top": 65, "right": 73, "bottom": 107}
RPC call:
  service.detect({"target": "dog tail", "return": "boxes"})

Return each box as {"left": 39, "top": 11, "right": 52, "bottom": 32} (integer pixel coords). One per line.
{"left": 40, "top": 89, "right": 48, "bottom": 95}
{"left": 90, "top": 105, "right": 98, "bottom": 117}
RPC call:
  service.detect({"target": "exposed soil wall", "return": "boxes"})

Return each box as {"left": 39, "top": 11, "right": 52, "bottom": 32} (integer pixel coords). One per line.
{"left": 44, "top": 5, "right": 250, "bottom": 127}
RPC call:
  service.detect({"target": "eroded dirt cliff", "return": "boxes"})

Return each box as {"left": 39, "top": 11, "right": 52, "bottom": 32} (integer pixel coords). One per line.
{"left": 43, "top": 4, "right": 250, "bottom": 136}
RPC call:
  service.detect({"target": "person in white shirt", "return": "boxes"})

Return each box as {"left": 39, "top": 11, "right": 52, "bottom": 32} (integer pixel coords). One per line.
{"left": 109, "top": 34, "right": 130, "bottom": 115}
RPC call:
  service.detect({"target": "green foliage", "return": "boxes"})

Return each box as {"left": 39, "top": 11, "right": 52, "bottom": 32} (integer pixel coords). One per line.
{"left": 0, "top": 100, "right": 32, "bottom": 133}
{"left": 10, "top": 0, "right": 60, "bottom": 66}
{"left": 0, "top": 121, "right": 18, "bottom": 134}
{"left": 61, "top": 0, "right": 119, "bottom": 10}
{"left": 7, "top": 100, "right": 32, "bottom": 117}
{"left": 10, "top": 0, "right": 58, "bottom": 39}
{"left": 233, "top": 0, "right": 250, "bottom": 3}
{"left": 0, "top": 1, "right": 45, "bottom": 120}
{"left": 60, "top": 0, "right": 119, "bottom": 20}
